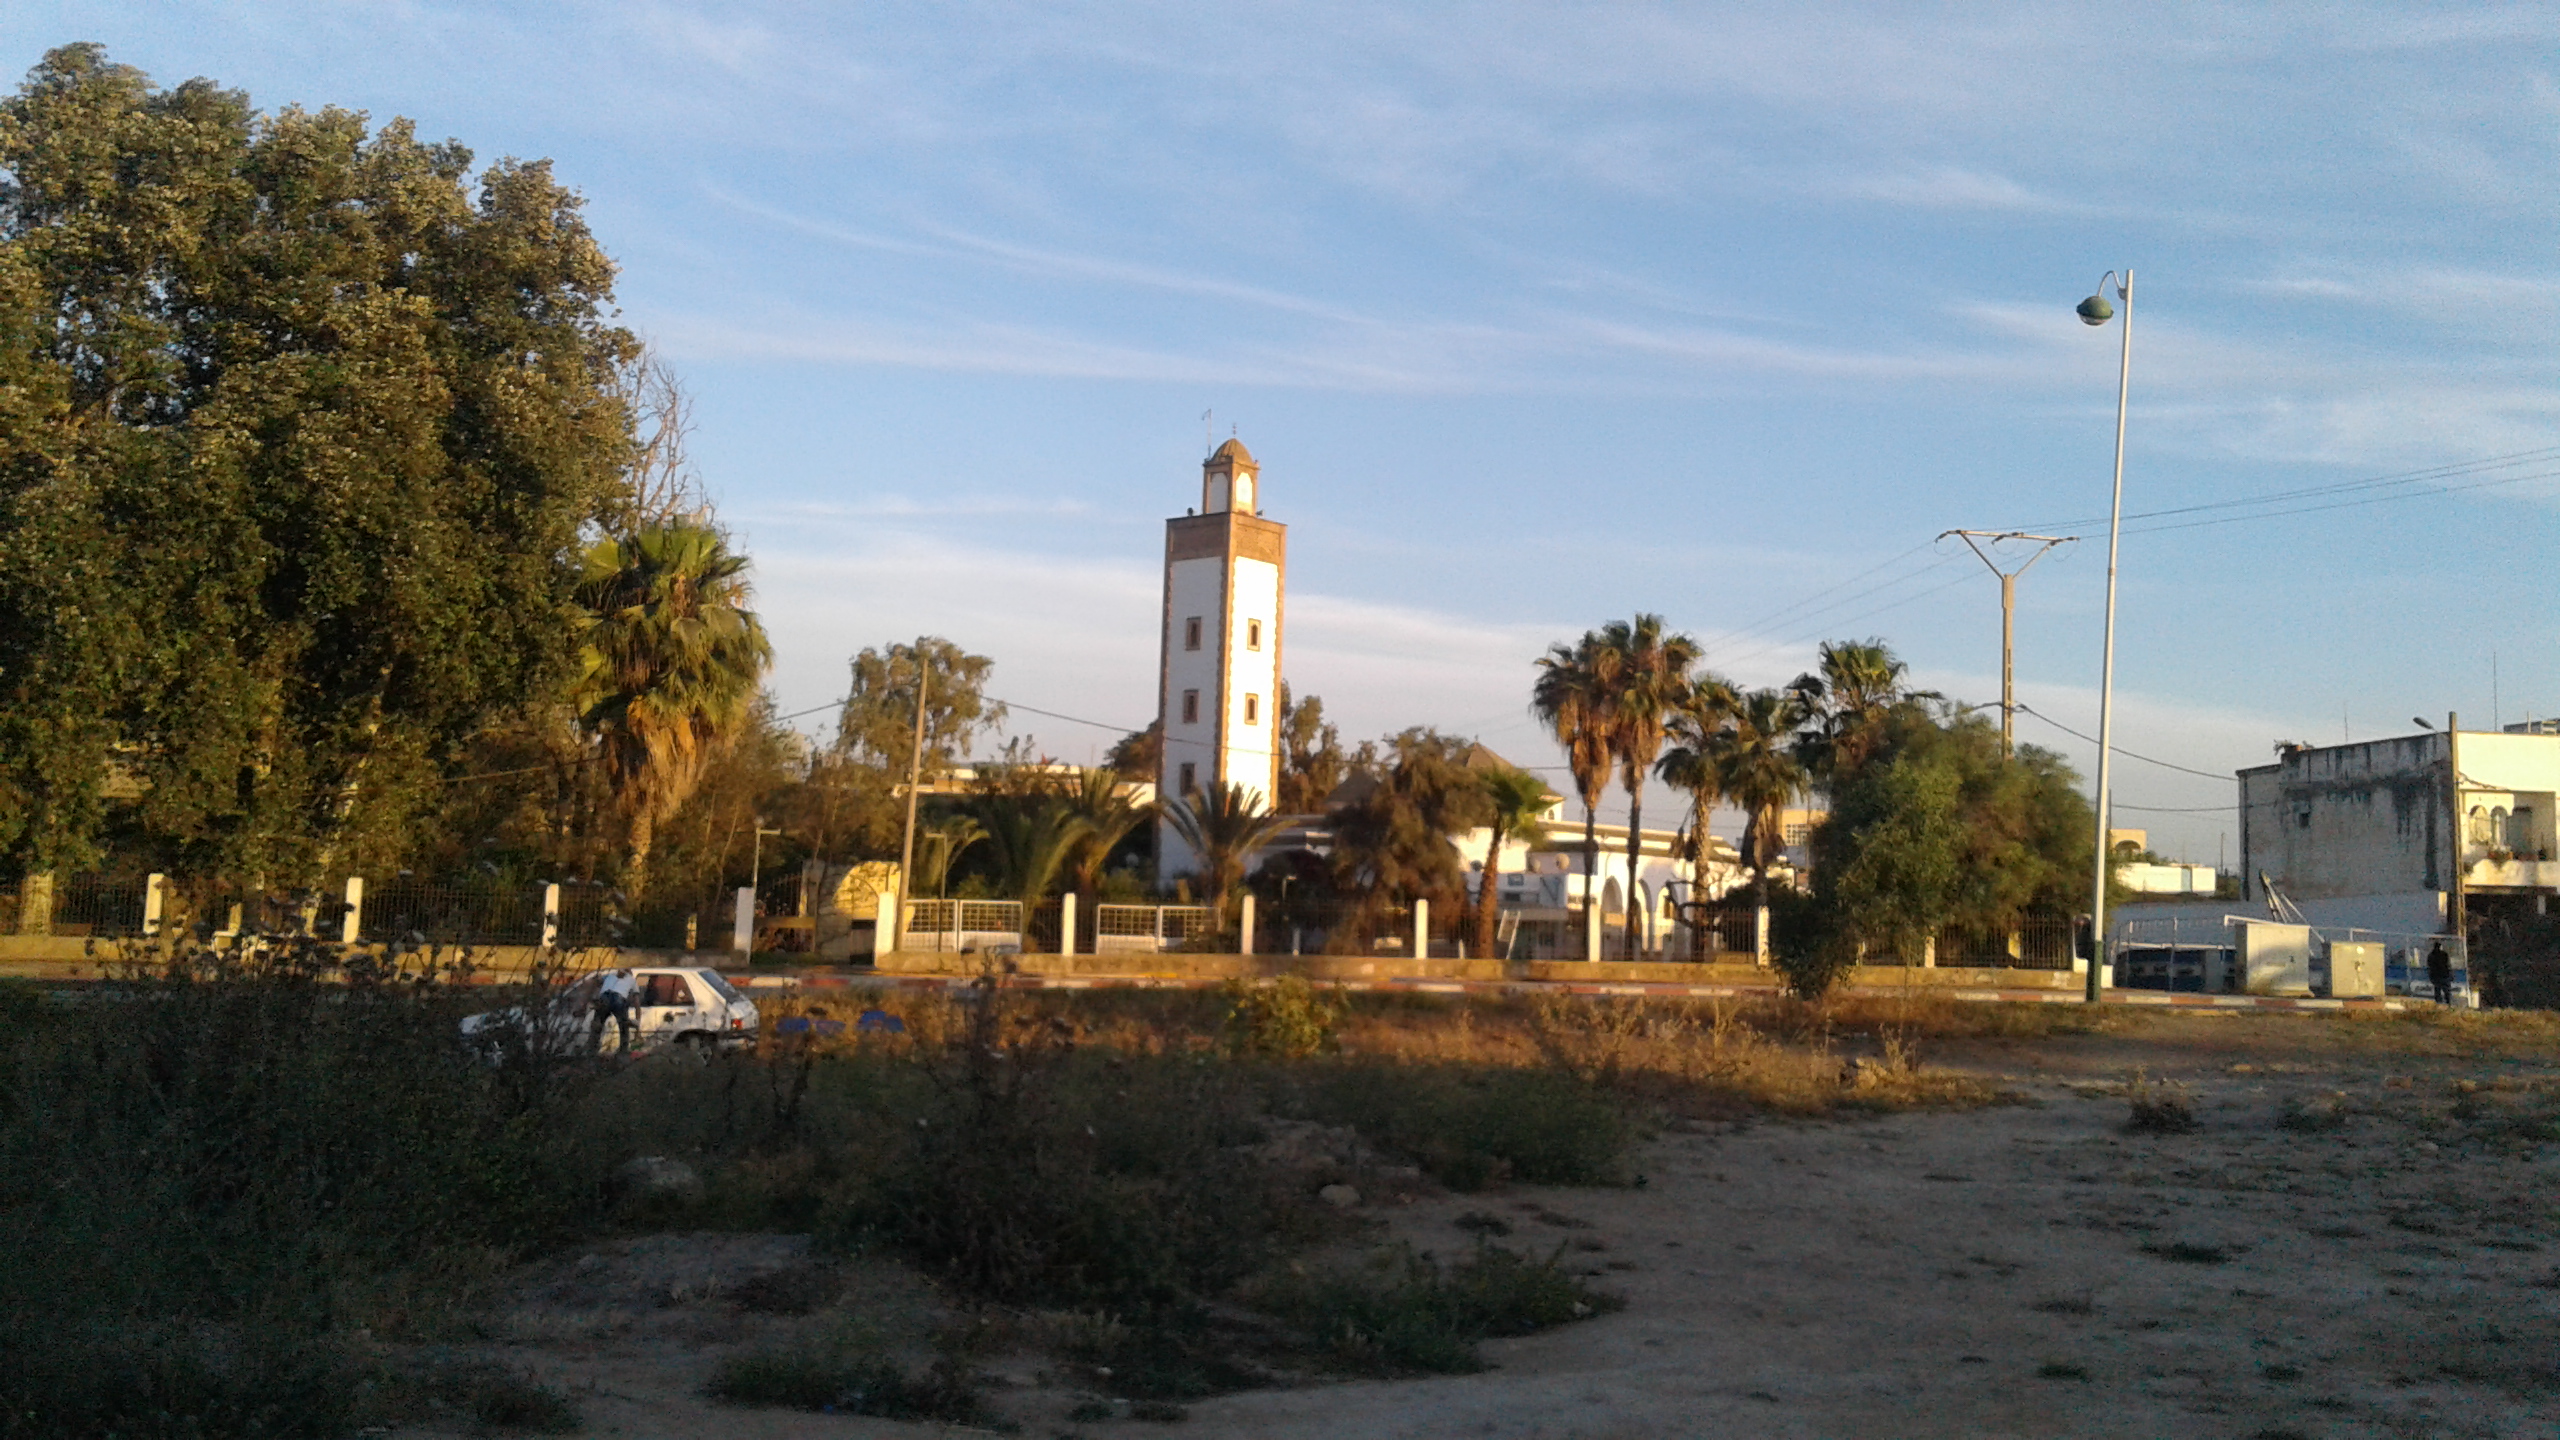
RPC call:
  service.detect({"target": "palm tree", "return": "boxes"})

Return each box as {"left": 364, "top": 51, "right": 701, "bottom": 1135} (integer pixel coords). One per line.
{"left": 1161, "top": 781, "right": 1293, "bottom": 937}
{"left": 574, "top": 522, "right": 773, "bottom": 901}
{"left": 1532, "top": 633, "right": 1613, "bottom": 958}
{"left": 1063, "top": 767, "right": 1153, "bottom": 896}
{"left": 963, "top": 791, "right": 1091, "bottom": 905}
{"left": 1658, "top": 673, "right": 1742, "bottom": 956}
{"left": 913, "top": 816, "right": 987, "bottom": 897}
{"left": 1593, "top": 614, "right": 1701, "bottom": 958}
{"left": 1789, "top": 638, "right": 1914, "bottom": 784}
{"left": 1471, "top": 765, "right": 1554, "bottom": 962}
{"left": 1712, "top": 688, "right": 1813, "bottom": 908}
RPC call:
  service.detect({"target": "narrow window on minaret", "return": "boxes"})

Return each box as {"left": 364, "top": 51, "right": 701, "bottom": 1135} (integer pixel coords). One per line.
{"left": 1178, "top": 762, "right": 1196, "bottom": 796}
{"left": 1244, "top": 694, "right": 1260, "bottom": 725}
{"left": 1246, "top": 620, "right": 1262, "bottom": 651}
{"left": 1184, "top": 617, "right": 1202, "bottom": 651}
{"left": 1182, "top": 690, "right": 1199, "bottom": 724}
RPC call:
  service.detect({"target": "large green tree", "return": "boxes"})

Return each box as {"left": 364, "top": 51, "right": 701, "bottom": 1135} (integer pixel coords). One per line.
{"left": 0, "top": 46, "right": 637, "bottom": 883}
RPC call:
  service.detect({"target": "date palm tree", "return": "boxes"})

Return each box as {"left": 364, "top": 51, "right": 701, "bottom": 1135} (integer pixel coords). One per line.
{"left": 1064, "top": 767, "right": 1153, "bottom": 897}
{"left": 1470, "top": 765, "right": 1554, "bottom": 962}
{"left": 1161, "top": 781, "right": 1293, "bottom": 939}
{"left": 1532, "top": 633, "right": 1613, "bottom": 959}
{"left": 1594, "top": 614, "right": 1700, "bottom": 958}
{"left": 575, "top": 522, "right": 772, "bottom": 901}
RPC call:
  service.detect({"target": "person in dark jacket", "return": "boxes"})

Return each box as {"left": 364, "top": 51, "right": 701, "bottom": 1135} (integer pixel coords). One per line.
{"left": 2426, "top": 940, "right": 2454, "bottom": 1006}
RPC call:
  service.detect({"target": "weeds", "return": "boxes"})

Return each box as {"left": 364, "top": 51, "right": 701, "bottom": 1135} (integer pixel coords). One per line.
{"left": 2124, "top": 1070, "right": 2198, "bottom": 1134}
{"left": 706, "top": 1334, "right": 989, "bottom": 1424}
{"left": 1260, "top": 1241, "right": 1622, "bottom": 1375}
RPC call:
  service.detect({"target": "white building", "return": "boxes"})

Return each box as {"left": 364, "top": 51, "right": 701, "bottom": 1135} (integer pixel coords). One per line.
{"left": 1156, "top": 438, "right": 1285, "bottom": 877}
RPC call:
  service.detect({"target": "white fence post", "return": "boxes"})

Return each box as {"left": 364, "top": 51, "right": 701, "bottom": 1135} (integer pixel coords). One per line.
{"left": 1922, "top": 932, "right": 1937, "bottom": 969}
{"left": 1585, "top": 894, "right": 1602, "bottom": 963}
{"left": 1754, "top": 905, "right": 1771, "bottom": 966}
{"left": 1060, "top": 892, "right": 1077, "bottom": 956}
{"left": 733, "top": 886, "right": 755, "bottom": 956}
{"left": 541, "top": 882, "right": 561, "bottom": 949}
{"left": 143, "top": 873, "right": 167, "bottom": 939}
{"left": 1238, "top": 892, "right": 1255, "bottom": 957}
{"left": 1413, "top": 897, "right": 1429, "bottom": 960}
{"left": 340, "top": 876, "right": 364, "bottom": 945}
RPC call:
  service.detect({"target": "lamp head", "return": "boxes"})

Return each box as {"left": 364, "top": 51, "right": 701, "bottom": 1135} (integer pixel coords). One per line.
{"left": 2076, "top": 294, "right": 2115, "bottom": 326}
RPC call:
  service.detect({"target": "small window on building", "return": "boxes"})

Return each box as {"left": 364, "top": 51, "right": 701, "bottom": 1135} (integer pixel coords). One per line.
{"left": 1181, "top": 690, "right": 1199, "bottom": 725}
{"left": 1243, "top": 693, "right": 1260, "bottom": 725}
{"left": 1177, "top": 761, "right": 1196, "bottom": 797}
{"left": 2469, "top": 806, "right": 2490, "bottom": 844}
{"left": 1246, "top": 619, "right": 1262, "bottom": 651}
{"left": 1184, "top": 617, "right": 1202, "bottom": 651}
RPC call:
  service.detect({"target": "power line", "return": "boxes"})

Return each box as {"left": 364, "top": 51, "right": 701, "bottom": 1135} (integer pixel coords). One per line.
{"left": 2012, "top": 703, "right": 2233, "bottom": 781}
{"left": 2111, "top": 801, "right": 2231, "bottom": 814}
{"left": 2008, "top": 443, "right": 2560, "bottom": 534}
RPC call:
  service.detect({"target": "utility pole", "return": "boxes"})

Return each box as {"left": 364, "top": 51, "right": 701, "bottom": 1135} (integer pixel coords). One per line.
{"left": 1941, "top": 530, "right": 2074, "bottom": 754}
{"left": 894, "top": 650, "right": 931, "bottom": 952}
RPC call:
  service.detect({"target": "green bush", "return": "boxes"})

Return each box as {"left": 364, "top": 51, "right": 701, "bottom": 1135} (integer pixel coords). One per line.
{"left": 706, "top": 1342, "right": 986, "bottom": 1424}
{"left": 1264, "top": 1241, "right": 1620, "bottom": 1375}
{"left": 0, "top": 941, "right": 610, "bottom": 1439}
{"left": 1221, "top": 976, "right": 1344, "bottom": 1059}
{"left": 1293, "top": 1060, "right": 1629, "bottom": 1189}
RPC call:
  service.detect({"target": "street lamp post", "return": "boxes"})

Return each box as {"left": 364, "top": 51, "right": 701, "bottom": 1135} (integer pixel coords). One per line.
{"left": 2078, "top": 270, "right": 2132, "bottom": 1004}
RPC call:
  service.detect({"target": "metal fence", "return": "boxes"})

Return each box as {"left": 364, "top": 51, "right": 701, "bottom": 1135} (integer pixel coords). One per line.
{"left": 555, "top": 883, "right": 622, "bottom": 948}
{"left": 359, "top": 880, "right": 545, "bottom": 945}
{"left": 903, "top": 898, "right": 1026, "bottom": 952}
{"left": 54, "top": 874, "right": 148, "bottom": 937}
{"left": 1685, "top": 904, "right": 1758, "bottom": 960}
{"left": 1094, "top": 903, "right": 1215, "bottom": 953}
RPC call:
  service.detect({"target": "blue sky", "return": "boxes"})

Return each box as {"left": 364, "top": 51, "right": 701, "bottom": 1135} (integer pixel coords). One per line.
{"left": 16, "top": 3, "right": 2560, "bottom": 860}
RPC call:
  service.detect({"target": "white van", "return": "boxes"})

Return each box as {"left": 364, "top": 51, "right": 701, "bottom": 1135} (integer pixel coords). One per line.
{"left": 461, "top": 966, "right": 760, "bottom": 1057}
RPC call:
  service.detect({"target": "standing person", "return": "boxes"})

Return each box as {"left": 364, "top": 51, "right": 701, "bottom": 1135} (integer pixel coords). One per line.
{"left": 2426, "top": 940, "right": 2455, "bottom": 1006}
{"left": 591, "top": 967, "right": 639, "bottom": 1053}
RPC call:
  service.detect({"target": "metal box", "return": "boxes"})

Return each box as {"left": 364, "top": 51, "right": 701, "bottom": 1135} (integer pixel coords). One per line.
{"left": 2325, "top": 941, "right": 2384, "bottom": 999}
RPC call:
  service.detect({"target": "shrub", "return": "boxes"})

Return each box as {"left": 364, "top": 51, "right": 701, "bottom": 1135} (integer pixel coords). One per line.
{"left": 1293, "top": 1060, "right": 1629, "bottom": 1190}
{"left": 706, "top": 1341, "right": 986, "bottom": 1424}
{"left": 2124, "top": 1070, "right": 2197, "bottom": 1133}
{"left": 1221, "top": 976, "right": 1344, "bottom": 1059}
{"left": 1262, "top": 1241, "right": 1620, "bottom": 1375}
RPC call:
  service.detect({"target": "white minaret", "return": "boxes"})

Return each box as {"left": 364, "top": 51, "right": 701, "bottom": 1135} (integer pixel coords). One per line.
{"left": 1157, "top": 437, "right": 1285, "bottom": 878}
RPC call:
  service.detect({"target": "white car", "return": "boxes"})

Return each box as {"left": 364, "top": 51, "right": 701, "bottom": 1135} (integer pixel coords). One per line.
{"left": 461, "top": 966, "right": 760, "bottom": 1057}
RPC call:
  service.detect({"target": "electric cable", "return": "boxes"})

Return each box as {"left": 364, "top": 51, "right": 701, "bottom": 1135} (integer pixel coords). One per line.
{"left": 2011, "top": 703, "right": 2234, "bottom": 780}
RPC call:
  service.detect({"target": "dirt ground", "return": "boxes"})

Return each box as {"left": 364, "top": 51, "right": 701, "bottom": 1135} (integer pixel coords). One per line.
{"left": 398, "top": 1012, "right": 2560, "bottom": 1440}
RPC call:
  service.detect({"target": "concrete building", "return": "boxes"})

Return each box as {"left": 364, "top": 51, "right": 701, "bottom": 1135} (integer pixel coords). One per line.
{"left": 1156, "top": 438, "right": 1285, "bottom": 877}
{"left": 2237, "top": 722, "right": 2559, "bottom": 935}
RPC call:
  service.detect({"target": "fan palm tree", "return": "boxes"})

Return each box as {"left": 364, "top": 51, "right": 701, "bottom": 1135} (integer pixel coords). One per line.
{"left": 1789, "top": 638, "right": 1915, "bottom": 784}
{"left": 1063, "top": 767, "right": 1153, "bottom": 896}
{"left": 1470, "top": 765, "right": 1554, "bottom": 962}
{"left": 1658, "top": 673, "right": 1742, "bottom": 956}
{"left": 1161, "top": 781, "right": 1294, "bottom": 936}
{"left": 1713, "top": 688, "right": 1813, "bottom": 908}
{"left": 1532, "top": 632, "right": 1613, "bottom": 958}
{"left": 1593, "top": 614, "right": 1701, "bottom": 958}
{"left": 574, "top": 522, "right": 773, "bottom": 901}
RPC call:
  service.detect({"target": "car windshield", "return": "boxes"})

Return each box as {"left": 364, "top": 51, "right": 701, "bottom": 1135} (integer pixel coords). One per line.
{"left": 697, "top": 969, "right": 744, "bottom": 1004}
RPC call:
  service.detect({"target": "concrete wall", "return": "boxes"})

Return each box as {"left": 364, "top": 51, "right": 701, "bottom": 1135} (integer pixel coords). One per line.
{"left": 2241, "top": 732, "right": 2448, "bottom": 900}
